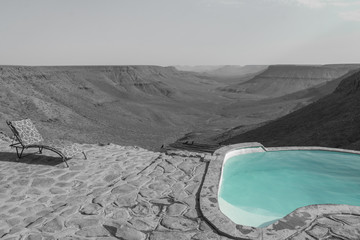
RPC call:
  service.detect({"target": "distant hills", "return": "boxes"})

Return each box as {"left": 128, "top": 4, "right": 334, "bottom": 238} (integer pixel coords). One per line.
{"left": 1, "top": 64, "right": 359, "bottom": 151}
{"left": 219, "top": 64, "right": 360, "bottom": 98}
{"left": 175, "top": 65, "right": 268, "bottom": 81}
{"left": 174, "top": 65, "right": 221, "bottom": 73}
{"left": 201, "top": 65, "right": 268, "bottom": 78}
{"left": 222, "top": 69, "right": 360, "bottom": 150}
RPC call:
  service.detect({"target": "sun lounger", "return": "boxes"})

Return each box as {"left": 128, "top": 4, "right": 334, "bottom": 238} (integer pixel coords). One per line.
{"left": 6, "top": 119, "right": 86, "bottom": 167}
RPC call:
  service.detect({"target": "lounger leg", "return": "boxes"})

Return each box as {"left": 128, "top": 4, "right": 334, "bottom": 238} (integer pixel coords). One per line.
{"left": 63, "top": 158, "right": 69, "bottom": 168}
{"left": 16, "top": 148, "right": 25, "bottom": 159}
{"left": 82, "top": 151, "right": 87, "bottom": 160}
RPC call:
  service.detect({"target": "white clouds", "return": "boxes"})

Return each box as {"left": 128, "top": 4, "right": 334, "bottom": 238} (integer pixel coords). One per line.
{"left": 339, "top": 9, "right": 360, "bottom": 21}
{"left": 294, "top": 0, "right": 360, "bottom": 21}
{"left": 210, "top": 0, "right": 360, "bottom": 8}
{"left": 278, "top": 0, "right": 360, "bottom": 8}
{"left": 330, "top": 0, "right": 360, "bottom": 7}
{"left": 273, "top": 0, "right": 360, "bottom": 21}
{"left": 210, "top": 0, "right": 360, "bottom": 22}
{"left": 295, "top": 0, "right": 325, "bottom": 8}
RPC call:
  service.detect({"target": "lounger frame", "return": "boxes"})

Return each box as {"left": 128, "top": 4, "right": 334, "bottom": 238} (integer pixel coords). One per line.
{"left": 6, "top": 120, "right": 86, "bottom": 167}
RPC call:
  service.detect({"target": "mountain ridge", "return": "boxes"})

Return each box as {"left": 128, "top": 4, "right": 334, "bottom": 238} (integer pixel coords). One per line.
{"left": 219, "top": 64, "right": 360, "bottom": 98}
{"left": 222, "top": 69, "right": 360, "bottom": 150}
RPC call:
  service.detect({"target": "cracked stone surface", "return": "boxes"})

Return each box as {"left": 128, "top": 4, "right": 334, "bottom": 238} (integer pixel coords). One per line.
{"left": 0, "top": 139, "right": 359, "bottom": 240}
{"left": 0, "top": 141, "right": 223, "bottom": 240}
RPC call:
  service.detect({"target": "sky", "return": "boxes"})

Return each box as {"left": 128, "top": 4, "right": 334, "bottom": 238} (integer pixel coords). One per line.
{"left": 0, "top": 0, "right": 360, "bottom": 66}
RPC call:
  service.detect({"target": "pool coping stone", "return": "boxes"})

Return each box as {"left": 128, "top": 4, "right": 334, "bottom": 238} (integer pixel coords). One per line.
{"left": 200, "top": 142, "right": 360, "bottom": 239}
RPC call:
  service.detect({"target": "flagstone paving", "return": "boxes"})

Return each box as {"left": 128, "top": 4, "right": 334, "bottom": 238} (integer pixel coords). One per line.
{"left": 0, "top": 139, "right": 359, "bottom": 240}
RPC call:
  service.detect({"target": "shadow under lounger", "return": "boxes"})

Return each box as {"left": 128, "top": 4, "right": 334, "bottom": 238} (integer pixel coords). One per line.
{"left": 6, "top": 119, "right": 86, "bottom": 167}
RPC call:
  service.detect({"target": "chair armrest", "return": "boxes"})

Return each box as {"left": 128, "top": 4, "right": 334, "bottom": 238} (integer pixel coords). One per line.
{"left": 10, "top": 142, "right": 23, "bottom": 148}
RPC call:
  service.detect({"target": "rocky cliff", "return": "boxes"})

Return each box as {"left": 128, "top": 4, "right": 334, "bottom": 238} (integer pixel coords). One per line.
{"left": 222, "top": 70, "right": 360, "bottom": 150}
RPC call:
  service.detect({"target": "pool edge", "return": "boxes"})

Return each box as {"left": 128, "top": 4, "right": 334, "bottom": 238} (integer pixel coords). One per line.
{"left": 200, "top": 143, "right": 360, "bottom": 239}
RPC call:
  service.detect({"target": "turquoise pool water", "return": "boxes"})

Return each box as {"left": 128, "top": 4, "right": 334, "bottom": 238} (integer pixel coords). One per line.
{"left": 219, "top": 150, "right": 360, "bottom": 228}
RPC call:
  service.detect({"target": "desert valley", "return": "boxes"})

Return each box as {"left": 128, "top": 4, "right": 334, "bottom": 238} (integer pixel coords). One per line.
{"left": 1, "top": 64, "right": 360, "bottom": 152}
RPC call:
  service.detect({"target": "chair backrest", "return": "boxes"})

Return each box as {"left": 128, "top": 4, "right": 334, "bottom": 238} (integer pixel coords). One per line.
{"left": 7, "top": 119, "right": 44, "bottom": 146}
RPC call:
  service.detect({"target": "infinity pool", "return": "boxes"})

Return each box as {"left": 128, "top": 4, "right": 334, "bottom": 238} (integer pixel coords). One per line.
{"left": 218, "top": 150, "right": 360, "bottom": 228}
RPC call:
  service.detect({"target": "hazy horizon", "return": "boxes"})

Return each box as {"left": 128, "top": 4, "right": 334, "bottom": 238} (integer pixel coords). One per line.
{"left": 1, "top": 0, "right": 360, "bottom": 66}
{"left": 1, "top": 63, "right": 360, "bottom": 67}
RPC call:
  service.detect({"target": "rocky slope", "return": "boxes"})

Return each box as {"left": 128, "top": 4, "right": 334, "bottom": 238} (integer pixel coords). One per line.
{"left": 0, "top": 65, "right": 229, "bottom": 149}
{"left": 1, "top": 64, "right": 357, "bottom": 151}
{"left": 222, "top": 70, "right": 360, "bottom": 150}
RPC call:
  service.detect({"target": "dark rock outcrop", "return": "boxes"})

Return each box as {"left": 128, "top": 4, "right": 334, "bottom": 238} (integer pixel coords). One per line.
{"left": 222, "top": 70, "right": 360, "bottom": 150}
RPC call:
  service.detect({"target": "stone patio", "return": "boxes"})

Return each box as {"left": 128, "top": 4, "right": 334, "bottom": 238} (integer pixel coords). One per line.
{"left": 0, "top": 140, "right": 359, "bottom": 239}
